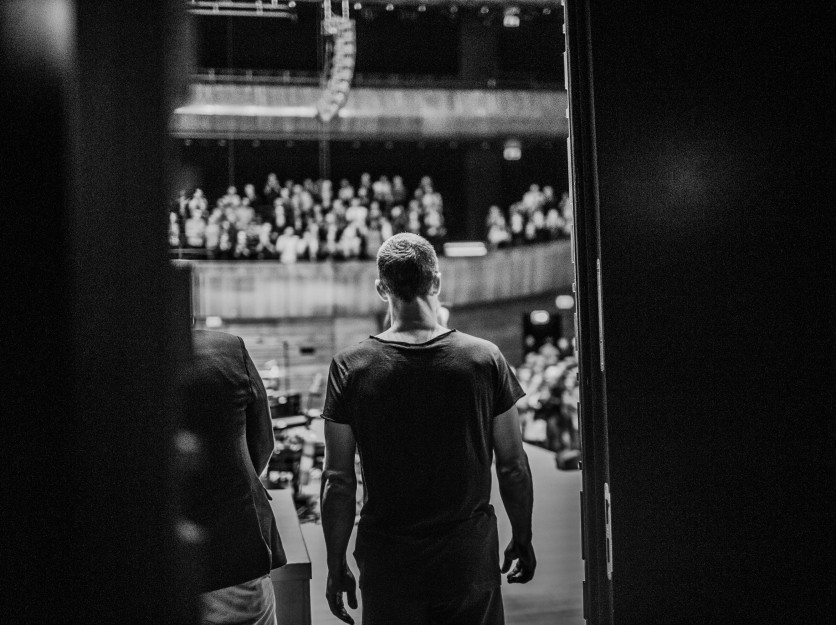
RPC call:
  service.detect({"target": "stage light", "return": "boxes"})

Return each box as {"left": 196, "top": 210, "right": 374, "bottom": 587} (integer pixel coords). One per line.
{"left": 503, "top": 139, "right": 522, "bottom": 161}
{"left": 480, "top": 6, "right": 489, "bottom": 15}
{"left": 543, "top": 8, "right": 552, "bottom": 16}
{"left": 353, "top": 2, "right": 361, "bottom": 9}
{"left": 503, "top": 7, "right": 520, "bottom": 28}
{"left": 288, "top": 1, "right": 296, "bottom": 7}
{"left": 385, "top": 3, "right": 393, "bottom": 11}
{"left": 555, "top": 295, "right": 575, "bottom": 310}
{"left": 443, "top": 242, "right": 488, "bottom": 257}
{"left": 530, "top": 310, "right": 551, "bottom": 325}
{"left": 450, "top": 5, "right": 458, "bottom": 14}
{"left": 417, "top": 4, "right": 426, "bottom": 12}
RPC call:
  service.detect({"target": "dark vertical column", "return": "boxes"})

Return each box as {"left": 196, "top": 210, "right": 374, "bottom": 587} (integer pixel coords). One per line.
{"left": 571, "top": 1, "right": 831, "bottom": 623}
{"left": 1, "top": 2, "right": 78, "bottom": 621}
{"left": 458, "top": 12, "right": 498, "bottom": 83}
{"left": 461, "top": 145, "right": 503, "bottom": 241}
{"left": 1, "top": 1, "right": 193, "bottom": 623}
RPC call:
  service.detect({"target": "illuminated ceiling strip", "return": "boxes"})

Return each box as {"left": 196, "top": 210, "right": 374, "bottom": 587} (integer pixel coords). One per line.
{"left": 174, "top": 104, "right": 318, "bottom": 117}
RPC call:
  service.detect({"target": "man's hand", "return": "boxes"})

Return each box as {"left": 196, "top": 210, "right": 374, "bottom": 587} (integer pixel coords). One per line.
{"left": 326, "top": 562, "right": 358, "bottom": 624}
{"left": 501, "top": 537, "right": 536, "bottom": 584}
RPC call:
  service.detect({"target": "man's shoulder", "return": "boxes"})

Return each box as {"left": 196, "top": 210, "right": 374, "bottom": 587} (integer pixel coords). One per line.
{"left": 192, "top": 329, "right": 242, "bottom": 352}
{"left": 331, "top": 337, "right": 379, "bottom": 363}
{"left": 448, "top": 330, "right": 502, "bottom": 358}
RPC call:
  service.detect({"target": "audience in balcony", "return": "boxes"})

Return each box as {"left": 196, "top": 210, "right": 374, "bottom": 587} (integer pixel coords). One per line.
{"left": 170, "top": 172, "right": 446, "bottom": 262}
{"left": 485, "top": 185, "right": 573, "bottom": 250}
{"left": 170, "top": 174, "right": 571, "bottom": 260}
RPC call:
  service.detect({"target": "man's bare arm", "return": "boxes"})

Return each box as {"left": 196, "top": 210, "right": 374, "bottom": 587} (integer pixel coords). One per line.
{"left": 321, "top": 420, "right": 358, "bottom": 624}
{"left": 493, "top": 405, "right": 536, "bottom": 583}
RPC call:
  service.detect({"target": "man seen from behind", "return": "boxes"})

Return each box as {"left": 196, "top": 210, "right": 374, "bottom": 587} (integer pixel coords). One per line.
{"left": 320, "top": 233, "right": 535, "bottom": 625}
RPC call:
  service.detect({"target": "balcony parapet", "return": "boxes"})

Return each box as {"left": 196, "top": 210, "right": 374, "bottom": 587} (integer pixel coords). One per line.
{"left": 171, "top": 81, "right": 567, "bottom": 140}
{"left": 190, "top": 240, "right": 572, "bottom": 320}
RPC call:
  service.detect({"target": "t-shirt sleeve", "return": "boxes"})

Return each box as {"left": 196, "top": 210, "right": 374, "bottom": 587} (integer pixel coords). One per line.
{"left": 321, "top": 357, "right": 351, "bottom": 425}
{"left": 493, "top": 349, "right": 526, "bottom": 416}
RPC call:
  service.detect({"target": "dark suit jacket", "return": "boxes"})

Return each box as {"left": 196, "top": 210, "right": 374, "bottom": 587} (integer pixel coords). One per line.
{"left": 181, "top": 330, "right": 286, "bottom": 592}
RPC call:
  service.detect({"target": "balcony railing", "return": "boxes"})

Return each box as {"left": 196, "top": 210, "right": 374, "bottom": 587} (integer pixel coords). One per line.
{"left": 192, "top": 68, "right": 563, "bottom": 91}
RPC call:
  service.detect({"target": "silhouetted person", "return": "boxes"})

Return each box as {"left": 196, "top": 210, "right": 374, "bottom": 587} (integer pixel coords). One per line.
{"left": 320, "top": 233, "right": 535, "bottom": 625}
{"left": 180, "top": 330, "right": 286, "bottom": 625}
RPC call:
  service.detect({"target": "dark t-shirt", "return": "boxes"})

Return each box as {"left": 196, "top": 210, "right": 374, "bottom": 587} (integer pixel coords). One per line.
{"left": 322, "top": 329, "right": 524, "bottom": 599}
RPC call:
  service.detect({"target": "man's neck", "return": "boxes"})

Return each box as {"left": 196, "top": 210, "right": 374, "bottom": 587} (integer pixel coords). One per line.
{"left": 378, "top": 296, "right": 445, "bottom": 344}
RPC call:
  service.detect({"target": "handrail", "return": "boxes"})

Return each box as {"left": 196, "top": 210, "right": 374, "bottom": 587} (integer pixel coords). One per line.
{"left": 192, "top": 68, "right": 563, "bottom": 91}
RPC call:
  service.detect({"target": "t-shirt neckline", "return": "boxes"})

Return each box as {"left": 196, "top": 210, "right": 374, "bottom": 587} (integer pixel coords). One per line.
{"left": 369, "top": 328, "right": 457, "bottom": 347}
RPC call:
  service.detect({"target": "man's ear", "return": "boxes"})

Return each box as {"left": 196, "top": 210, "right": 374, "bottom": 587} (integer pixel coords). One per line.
{"left": 431, "top": 272, "right": 441, "bottom": 296}
{"left": 375, "top": 279, "right": 389, "bottom": 303}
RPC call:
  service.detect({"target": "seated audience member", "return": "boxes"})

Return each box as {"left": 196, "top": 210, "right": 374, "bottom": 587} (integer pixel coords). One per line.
{"left": 235, "top": 199, "right": 255, "bottom": 231}
{"left": 389, "top": 205, "right": 408, "bottom": 235}
{"left": 205, "top": 211, "right": 222, "bottom": 259}
{"left": 168, "top": 211, "right": 182, "bottom": 248}
{"left": 185, "top": 208, "right": 207, "bottom": 249}
{"left": 545, "top": 206, "right": 565, "bottom": 240}
{"left": 407, "top": 206, "right": 422, "bottom": 235}
{"left": 300, "top": 222, "right": 321, "bottom": 261}
{"left": 233, "top": 229, "right": 250, "bottom": 260}
{"left": 346, "top": 197, "right": 368, "bottom": 225}
{"left": 372, "top": 175, "right": 393, "bottom": 205}
{"left": 365, "top": 208, "right": 385, "bottom": 259}
{"left": 277, "top": 227, "right": 299, "bottom": 264}
{"left": 243, "top": 183, "right": 265, "bottom": 217}
{"left": 175, "top": 189, "right": 190, "bottom": 220}
{"left": 486, "top": 205, "right": 511, "bottom": 250}
{"left": 218, "top": 221, "right": 234, "bottom": 259}
{"left": 263, "top": 172, "right": 282, "bottom": 204}
{"left": 255, "top": 222, "right": 275, "bottom": 260}
{"left": 510, "top": 207, "right": 526, "bottom": 246}
{"left": 542, "top": 186, "right": 558, "bottom": 212}
{"left": 189, "top": 188, "right": 208, "bottom": 214}
{"left": 359, "top": 171, "right": 372, "bottom": 187}
{"left": 319, "top": 179, "right": 334, "bottom": 208}
{"left": 338, "top": 178, "right": 355, "bottom": 202}
{"left": 322, "top": 212, "right": 341, "bottom": 259}
{"left": 339, "top": 222, "right": 363, "bottom": 259}
{"left": 522, "top": 184, "right": 544, "bottom": 212}
{"left": 391, "top": 175, "right": 407, "bottom": 206}
{"left": 423, "top": 207, "right": 446, "bottom": 252}
{"left": 221, "top": 185, "right": 241, "bottom": 209}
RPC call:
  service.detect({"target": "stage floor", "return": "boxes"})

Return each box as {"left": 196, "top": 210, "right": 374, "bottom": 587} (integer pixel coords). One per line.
{"left": 300, "top": 436, "right": 585, "bottom": 625}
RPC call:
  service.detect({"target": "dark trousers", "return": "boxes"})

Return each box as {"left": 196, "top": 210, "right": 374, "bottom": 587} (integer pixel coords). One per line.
{"left": 362, "top": 587, "right": 504, "bottom": 625}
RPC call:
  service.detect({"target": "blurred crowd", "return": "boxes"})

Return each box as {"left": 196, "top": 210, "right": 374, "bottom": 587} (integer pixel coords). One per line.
{"left": 514, "top": 338, "right": 580, "bottom": 455}
{"left": 169, "top": 172, "right": 446, "bottom": 261}
{"left": 486, "top": 184, "right": 573, "bottom": 250}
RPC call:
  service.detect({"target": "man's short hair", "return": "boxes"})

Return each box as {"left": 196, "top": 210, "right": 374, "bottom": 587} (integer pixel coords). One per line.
{"left": 376, "top": 233, "right": 439, "bottom": 302}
